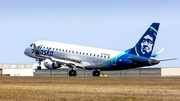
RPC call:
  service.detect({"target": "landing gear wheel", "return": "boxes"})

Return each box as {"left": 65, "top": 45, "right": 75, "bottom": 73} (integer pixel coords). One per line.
{"left": 37, "top": 66, "right": 41, "bottom": 70}
{"left": 69, "top": 70, "right": 77, "bottom": 76}
{"left": 92, "top": 71, "right": 100, "bottom": 76}
{"left": 37, "top": 60, "right": 42, "bottom": 70}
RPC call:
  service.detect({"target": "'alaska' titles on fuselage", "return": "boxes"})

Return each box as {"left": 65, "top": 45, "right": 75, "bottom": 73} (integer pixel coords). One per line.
{"left": 37, "top": 45, "right": 54, "bottom": 56}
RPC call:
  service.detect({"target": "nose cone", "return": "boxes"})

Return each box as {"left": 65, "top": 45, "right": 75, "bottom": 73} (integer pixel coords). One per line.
{"left": 24, "top": 47, "right": 32, "bottom": 56}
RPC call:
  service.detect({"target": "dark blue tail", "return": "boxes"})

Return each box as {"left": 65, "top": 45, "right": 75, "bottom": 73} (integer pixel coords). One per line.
{"left": 127, "top": 23, "right": 160, "bottom": 57}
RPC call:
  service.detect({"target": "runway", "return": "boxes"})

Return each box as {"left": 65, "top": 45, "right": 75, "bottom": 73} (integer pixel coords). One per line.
{"left": 0, "top": 77, "right": 180, "bottom": 101}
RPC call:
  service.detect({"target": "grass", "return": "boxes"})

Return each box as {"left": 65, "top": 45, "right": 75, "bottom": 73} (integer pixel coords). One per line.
{"left": 0, "top": 77, "right": 180, "bottom": 101}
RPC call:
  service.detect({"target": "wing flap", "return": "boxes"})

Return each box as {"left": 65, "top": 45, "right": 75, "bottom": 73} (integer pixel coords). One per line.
{"left": 50, "top": 57, "right": 84, "bottom": 68}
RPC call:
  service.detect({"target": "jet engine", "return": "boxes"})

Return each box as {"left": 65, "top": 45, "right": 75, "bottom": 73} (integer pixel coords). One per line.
{"left": 43, "top": 59, "right": 61, "bottom": 69}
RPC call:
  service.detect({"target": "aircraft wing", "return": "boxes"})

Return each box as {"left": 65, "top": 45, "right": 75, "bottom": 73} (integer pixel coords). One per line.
{"left": 128, "top": 57, "right": 147, "bottom": 63}
{"left": 128, "top": 57, "right": 177, "bottom": 66}
{"left": 50, "top": 57, "right": 84, "bottom": 68}
{"left": 128, "top": 57, "right": 160, "bottom": 65}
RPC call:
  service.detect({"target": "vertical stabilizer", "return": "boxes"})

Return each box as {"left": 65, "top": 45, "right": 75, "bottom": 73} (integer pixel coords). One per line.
{"left": 127, "top": 23, "right": 160, "bottom": 57}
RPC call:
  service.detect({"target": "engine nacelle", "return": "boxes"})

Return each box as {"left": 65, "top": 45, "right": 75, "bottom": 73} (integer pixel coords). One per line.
{"left": 43, "top": 59, "right": 61, "bottom": 69}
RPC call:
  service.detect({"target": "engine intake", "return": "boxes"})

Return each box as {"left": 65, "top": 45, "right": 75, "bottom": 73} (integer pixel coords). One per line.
{"left": 43, "top": 59, "right": 61, "bottom": 69}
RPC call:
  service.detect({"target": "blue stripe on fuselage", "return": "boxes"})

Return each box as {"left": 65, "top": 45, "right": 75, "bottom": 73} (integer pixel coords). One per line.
{"left": 98, "top": 53, "right": 149, "bottom": 70}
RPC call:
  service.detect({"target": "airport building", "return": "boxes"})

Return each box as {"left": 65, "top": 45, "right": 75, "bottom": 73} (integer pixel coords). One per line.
{"left": 0, "top": 64, "right": 180, "bottom": 77}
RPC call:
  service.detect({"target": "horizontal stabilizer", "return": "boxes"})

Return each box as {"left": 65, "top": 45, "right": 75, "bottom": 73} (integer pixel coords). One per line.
{"left": 158, "top": 58, "right": 178, "bottom": 61}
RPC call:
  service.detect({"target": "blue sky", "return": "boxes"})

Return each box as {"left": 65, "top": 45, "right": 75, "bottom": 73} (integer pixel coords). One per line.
{"left": 0, "top": 0, "right": 179, "bottom": 67}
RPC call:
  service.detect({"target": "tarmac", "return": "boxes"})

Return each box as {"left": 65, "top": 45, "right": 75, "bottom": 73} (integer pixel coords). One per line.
{"left": 34, "top": 68, "right": 161, "bottom": 77}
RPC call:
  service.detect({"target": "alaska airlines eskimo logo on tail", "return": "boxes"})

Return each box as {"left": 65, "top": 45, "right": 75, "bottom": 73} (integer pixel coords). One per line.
{"left": 139, "top": 25, "right": 158, "bottom": 56}
{"left": 32, "top": 45, "right": 54, "bottom": 56}
{"left": 140, "top": 34, "right": 154, "bottom": 54}
{"left": 128, "top": 23, "right": 159, "bottom": 57}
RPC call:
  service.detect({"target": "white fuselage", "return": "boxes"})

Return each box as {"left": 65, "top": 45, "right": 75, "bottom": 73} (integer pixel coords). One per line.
{"left": 24, "top": 23, "right": 166, "bottom": 73}
{"left": 25, "top": 40, "right": 123, "bottom": 69}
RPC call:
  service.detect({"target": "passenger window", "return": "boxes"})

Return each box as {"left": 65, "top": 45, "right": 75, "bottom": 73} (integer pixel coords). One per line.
{"left": 72, "top": 51, "right": 74, "bottom": 53}
{"left": 56, "top": 48, "right": 58, "bottom": 51}
{"left": 97, "top": 55, "right": 99, "bottom": 57}
{"left": 86, "top": 53, "right": 88, "bottom": 55}
{"left": 90, "top": 54, "right": 92, "bottom": 56}
{"left": 83, "top": 52, "right": 85, "bottom": 55}
{"left": 66, "top": 50, "right": 67, "bottom": 52}
{"left": 76, "top": 51, "right": 78, "bottom": 54}
{"left": 94, "top": 54, "right": 96, "bottom": 56}
{"left": 104, "top": 56, "right": 106, "bottom": 58}
{"left": 69, "top": 50, "right": 71, "bottom": 53}
{"left": 59, "top": 49, "right": 61, "bottom": 51}
{"left": 79, "top": 52, "right": 81, "bottom": 54}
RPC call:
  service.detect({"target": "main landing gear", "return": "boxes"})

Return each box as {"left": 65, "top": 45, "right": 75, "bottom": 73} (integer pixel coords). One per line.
{"left": 67, "top": 63, "right": 77, "bottom": 76}
{"left": 69, "top": 70, "right": 77, "bottom": 76}
{"left": 69, "top": 69, "right": 100, "bottom": 76}
{"left": 92, "top": 70, "right": 100, "bottom": 76}
{"left": 35, "top": 60, "right": 101, "bottom": 77}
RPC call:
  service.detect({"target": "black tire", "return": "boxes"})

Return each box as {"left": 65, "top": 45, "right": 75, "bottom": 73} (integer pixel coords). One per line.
{"left": 92, "top": 71, "right": 100, "bottom": 76}
{"left": 69, "top": 70, "right": 77, "bottom": 76}
{"left": 72, "top": 70, "right": 76, "bottom": 76}
{"left": 53, "top": 67, "right": 57, "bottom": 69}
{"left": 37, "top": 66, "right": 41, "bottom": 70}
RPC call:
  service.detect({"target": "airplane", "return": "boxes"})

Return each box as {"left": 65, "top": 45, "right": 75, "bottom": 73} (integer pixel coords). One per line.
{"left": 24, "top": 22, "right": 177, "bottom": 76}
